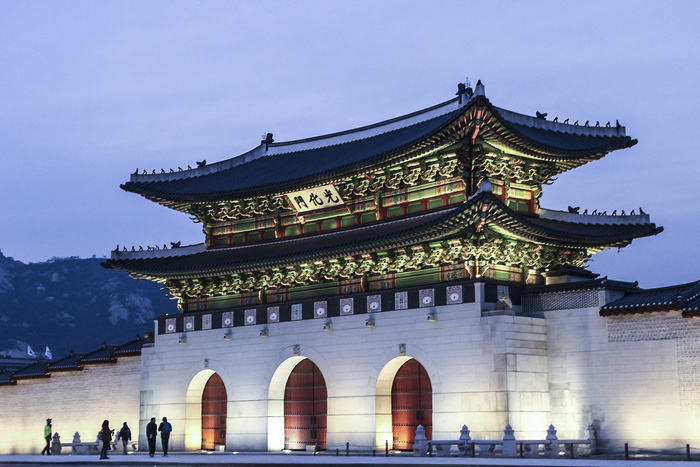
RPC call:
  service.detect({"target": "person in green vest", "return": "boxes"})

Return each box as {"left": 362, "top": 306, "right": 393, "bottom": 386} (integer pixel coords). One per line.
{"left": 40, "top": 418, "right": 52, "bottom": 455}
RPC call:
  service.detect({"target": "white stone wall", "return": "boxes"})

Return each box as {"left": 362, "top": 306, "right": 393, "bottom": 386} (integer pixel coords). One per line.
{"left": 498, "top": 314, "right": 550, "bottom": 438}
{"left": 139, "top": 299, "right": 552, "bottom": 452}
{"left": 9, "top": 284, "right": 698, "bottom": 454}
{"left": 0, "top": 357, "right": 141, "bottom": 454}
{"left": 545, "top": 305, "right": 700, "bottom": 451}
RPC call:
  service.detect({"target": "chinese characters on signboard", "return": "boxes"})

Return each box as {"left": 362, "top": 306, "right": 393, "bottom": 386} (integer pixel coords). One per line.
{"left": 286, "top": 184, "right": 347, "bottom": 215}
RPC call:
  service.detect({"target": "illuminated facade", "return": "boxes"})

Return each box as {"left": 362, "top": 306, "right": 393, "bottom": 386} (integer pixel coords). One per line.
{"left": 5, "top": 82, "right": 699, "bottom": 455}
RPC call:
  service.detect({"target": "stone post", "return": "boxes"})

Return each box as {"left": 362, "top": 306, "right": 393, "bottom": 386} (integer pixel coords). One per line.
{"left": 502, "top": 424, "right": 516, "bottom": 457}
{"left": 458, "top": 425, "right": 471, "bottom": 456}
{"left": 72, "top": 432, "right": 82, "bottom": 455}
{"left": 51, "top": 432, "right": 61, "bottom": 455}
{"left": 586, "top": 425, "right": 596, "bottom": 455}
{"left": 545, "top": 424, "right": 558, "bottom": 458}
{"left": 412, "top": 424, "right": 428, "bottom": 457}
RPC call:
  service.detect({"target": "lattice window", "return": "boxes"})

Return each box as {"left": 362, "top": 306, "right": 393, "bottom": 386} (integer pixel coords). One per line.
{"left": 291, "top": 304, "right": 302, "bottom": 321}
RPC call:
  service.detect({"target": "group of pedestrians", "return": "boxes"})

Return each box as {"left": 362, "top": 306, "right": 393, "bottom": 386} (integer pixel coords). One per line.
{"left": 148, "top": 416, "right": 172, "bottom": 457}
{"left": 42, "top": 416, "right": 172, "bottom": 458}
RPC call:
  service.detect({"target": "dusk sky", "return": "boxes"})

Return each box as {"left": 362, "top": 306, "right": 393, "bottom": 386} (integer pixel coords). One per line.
{"left": 1, "top": 1, "right": 698, "bottom": 288}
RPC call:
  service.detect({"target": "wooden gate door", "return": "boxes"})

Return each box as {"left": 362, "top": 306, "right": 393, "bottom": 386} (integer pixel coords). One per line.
{"left": 284, "top": 359, "right": 327, "bottom": 450}
{"left": 391, "top": 359, "right": 432, "bottom": 450}
{"left": 201, "top": 373, "right": 227, "bottom": 450}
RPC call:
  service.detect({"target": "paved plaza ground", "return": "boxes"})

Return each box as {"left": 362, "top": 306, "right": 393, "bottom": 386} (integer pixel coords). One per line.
{"left": 0, "top": 452, "right": 694, "bottom": 467}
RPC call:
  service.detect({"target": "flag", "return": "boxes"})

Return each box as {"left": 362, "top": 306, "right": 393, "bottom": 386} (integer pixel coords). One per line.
{"left": 27, "top": 345, "right": 36, "bottom": 357}
{"left": 45, "top": 346, "right": 52, "bottom": 360}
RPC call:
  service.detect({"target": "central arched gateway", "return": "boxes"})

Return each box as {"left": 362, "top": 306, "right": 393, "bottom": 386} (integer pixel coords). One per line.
{"left": 284, "top": 359, "right": 327, "bottom": 450}
{"left": 391, "top": 359, "right": 432, "bottom": 450}
{"left": 201, "top": 373, "right": 227, "bottom": 450}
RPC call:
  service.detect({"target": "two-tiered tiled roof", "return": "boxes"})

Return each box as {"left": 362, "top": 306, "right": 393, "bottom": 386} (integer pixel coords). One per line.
{"left": 103, "top": 83, "right": 660, "bottom": 292}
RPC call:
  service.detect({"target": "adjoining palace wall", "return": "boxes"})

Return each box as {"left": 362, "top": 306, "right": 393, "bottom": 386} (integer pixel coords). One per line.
{"left": 139, "top": 288, "right": 553, "bottom": 452}
{"left": 542, "top": 290, "right": 700, "bottom": 452}
{"left": 0, "top": 357, "right": 141, "bottom": 455}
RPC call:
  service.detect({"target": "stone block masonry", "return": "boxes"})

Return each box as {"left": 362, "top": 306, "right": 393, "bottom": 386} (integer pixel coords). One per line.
{"left": 545, "top": 305, "right": 700, "bottom": 452}
{"left": 608, "top": 311, "right": 700, "bottom": 415}
{"left": 0, "top": 357, "right": 140, "bottom": 454}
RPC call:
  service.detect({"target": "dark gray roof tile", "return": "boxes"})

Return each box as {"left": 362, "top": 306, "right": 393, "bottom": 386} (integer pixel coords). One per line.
{"left": 601, "top": 280, "right": 700, "bottom": 315}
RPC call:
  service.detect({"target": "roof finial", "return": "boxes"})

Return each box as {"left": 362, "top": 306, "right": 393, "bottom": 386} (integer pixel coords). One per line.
{"left": 474, "top": 80, "right": 485, "bottom": 97}
{"left": 262, "top": 133, "right": 274, "bottom": 151}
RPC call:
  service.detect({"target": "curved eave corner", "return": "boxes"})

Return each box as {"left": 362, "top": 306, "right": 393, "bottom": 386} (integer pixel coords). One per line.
{"left": 482, "top": 99, "right": 638, "bottom": 160}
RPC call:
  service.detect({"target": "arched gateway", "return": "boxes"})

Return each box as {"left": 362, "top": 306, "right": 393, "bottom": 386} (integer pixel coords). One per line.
{"left": 391, "top": 359, "right": 432, "bottom": 450}
{"left": 284, "top": 359, "right": 327, "bottom": 450}
{"left": 201, "top": 373, "right": 227, "bottom": 450}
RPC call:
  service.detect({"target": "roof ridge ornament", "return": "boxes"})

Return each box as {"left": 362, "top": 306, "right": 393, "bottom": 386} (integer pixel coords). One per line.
{"left": 474, "top": 80, "right": 485, "bottom": 97}
{"left": 456, "top": 79, "right": 473, "bottom": 105}
{"left": 262, "top": 132, "right": 274, "bottom": 151}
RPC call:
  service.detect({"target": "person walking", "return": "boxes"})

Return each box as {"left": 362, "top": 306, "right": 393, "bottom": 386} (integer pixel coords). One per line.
{"left": 146, "top": 417, "right": 157, "bottom": 457}
{"left": 117, "top": 422, "right": 131, "bottom": 455}
{"left": 40, "top": 418, "right": 52, "bottom": 455}
{"left": 158, "top": 417, "right": 172, "bottom": 457}
{"left": 99, "top": 420, "right": 113, "bottom": 460}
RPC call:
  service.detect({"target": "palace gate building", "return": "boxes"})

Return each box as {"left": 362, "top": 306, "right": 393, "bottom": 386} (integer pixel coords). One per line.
{"left": 2, "top": 81, "right": 699, "bottom": 455}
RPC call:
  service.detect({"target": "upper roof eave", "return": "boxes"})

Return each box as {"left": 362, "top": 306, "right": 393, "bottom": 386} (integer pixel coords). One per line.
{"left": 120, "top": 89, "right": 637, "bottom": 204}
{"left": 120, "top": 103, "right": 468, "bottom": 203}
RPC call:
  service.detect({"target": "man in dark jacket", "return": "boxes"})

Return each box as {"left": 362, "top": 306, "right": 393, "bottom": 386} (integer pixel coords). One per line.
{"left": 157, "top": 417, "right": 172, "bottom": 457}
{"left": 117, "top": 422, "right": 131, "bottom": 455}
{"left": 146, "top": 418, "right": 157, "bottom": 457}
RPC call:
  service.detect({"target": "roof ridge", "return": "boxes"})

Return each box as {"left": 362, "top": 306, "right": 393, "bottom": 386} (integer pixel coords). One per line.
{"left": 493, "top": 106, "right": 627, "bottom": 138}
{"left": 620, "top": 279, "right": 700, "bottom": 295}
{"left": 272, "top": 97, "right": 461, "bottom": 147}
{"left": 126, "top": 98, "right": 463, "bottom": 185}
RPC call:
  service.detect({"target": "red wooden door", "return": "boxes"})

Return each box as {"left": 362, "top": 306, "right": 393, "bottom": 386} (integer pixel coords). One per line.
{"left": 284, "top": 359, "right": 327, "bottom": 450}
{"left": 201, "top": 373, "right": 227, "bottom": 450}
{"left": 391, "top": 359, "right": 432, "bottom": 450}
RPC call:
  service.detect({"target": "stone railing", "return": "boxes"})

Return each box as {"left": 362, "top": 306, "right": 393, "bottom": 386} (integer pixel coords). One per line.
{"left": 50, "top": 431, "right": 130, "bottom": 455}
{"left": 413, "top": 424, "right": 595, "bottom": 458}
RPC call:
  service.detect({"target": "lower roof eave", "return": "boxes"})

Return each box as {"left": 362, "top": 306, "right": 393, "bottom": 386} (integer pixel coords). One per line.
{"left": 105, "top": 193, "right": 663, "bottom": 280}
